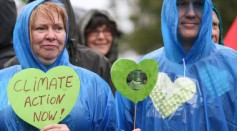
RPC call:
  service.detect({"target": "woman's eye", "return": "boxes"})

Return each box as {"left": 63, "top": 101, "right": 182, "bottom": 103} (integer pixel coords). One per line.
{"left": 57, "top": 27, "right": 63, "bottom": 31}
{"left": 36, "top": 27, "right": 45, "bottom": 31}
{"left": 55, "top": 26, "right": 64, "bottom": 32}
{"left": 34, "top": 27, "right": 45, "bottom": 33}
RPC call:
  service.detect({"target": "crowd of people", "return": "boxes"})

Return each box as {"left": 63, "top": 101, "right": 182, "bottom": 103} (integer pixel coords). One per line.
{"left": 0, "top": 0, "right": 236, "bottom": 130}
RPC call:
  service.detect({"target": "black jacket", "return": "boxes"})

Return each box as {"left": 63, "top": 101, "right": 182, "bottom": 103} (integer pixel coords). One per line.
{"left": 0, "top": 0, "right": 18, "bottom": 69}
{"left": 62, "top": 0, "right": 116, "bottom": 94}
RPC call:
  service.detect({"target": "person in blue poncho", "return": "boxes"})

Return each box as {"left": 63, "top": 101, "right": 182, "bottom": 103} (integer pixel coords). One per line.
{"left": 116, "top": 0, "right": 237, "bottom": 130}
{"left": 0, "top": 0, "right": 116, "bottom": 130}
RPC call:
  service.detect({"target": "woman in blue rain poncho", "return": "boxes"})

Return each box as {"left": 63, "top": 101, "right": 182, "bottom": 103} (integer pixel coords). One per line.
{"left": 116, "top": 0, "right": 237, "bottom": 130}
{"left": 0, "top": 0, "right": 116, "bottom": 130}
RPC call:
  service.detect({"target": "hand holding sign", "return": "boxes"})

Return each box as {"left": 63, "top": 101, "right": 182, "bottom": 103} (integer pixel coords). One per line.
{"left": 7, "top": 66, "right": 80, "bottom": 129}
{"left": 111, "top": 59, "right": 158, "bottom": 103}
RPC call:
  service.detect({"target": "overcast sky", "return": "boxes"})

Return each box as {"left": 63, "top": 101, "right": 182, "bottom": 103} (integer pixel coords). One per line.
{"left": 15, "top": 0, "right": 133, "bottom": 33}
{"left": 70, "top": 0, "right": 109, "bottom": 10}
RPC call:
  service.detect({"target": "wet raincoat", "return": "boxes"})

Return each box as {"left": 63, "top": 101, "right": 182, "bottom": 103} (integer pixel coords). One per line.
{"left": 0, "top": 0, "right": 116, "bottom": 130}
{"left": 116, "top": 0, "right": 237, "bottom": 130}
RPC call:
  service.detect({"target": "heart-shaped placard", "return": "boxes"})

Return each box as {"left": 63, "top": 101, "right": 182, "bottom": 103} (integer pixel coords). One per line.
{"left": 7, "top": 66, "right": 80, "bottom": 129}
{"left": 150, "top": 73, "right": 196, "bottom": 119}
{"left": 111, "top": 59, "right": 158, "bottom": 103}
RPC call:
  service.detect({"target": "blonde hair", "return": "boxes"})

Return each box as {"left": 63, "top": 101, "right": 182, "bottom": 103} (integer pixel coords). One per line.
{"left": 29, "top": 1, "right": 67, "bottom": 40}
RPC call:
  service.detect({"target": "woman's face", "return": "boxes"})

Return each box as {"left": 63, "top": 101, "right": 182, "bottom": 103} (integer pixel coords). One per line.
{"left": 30, "top": 10, "right": 66, "bottom": 66}
{"left": 86, "top": 24, "right": 113, "bottom": 56}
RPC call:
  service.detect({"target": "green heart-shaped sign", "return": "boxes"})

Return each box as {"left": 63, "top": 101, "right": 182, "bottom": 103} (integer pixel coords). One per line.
{"left": 7, "top": 66, "right": 80, "bottom": 129}
{"left": 111, "top": 59, "right": 158, "bottom": 103}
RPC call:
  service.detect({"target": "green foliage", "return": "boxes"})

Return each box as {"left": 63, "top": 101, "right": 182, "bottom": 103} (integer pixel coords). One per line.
{"left": 123, "top": 0, "right": 237, "bottom": 55}
{"left": 214, "top": 1, "right": 237, "bottom": 35}
{"left": 124, "top": 0, "right": 163, "bottom": 54}
{"left": 139, "top": 0, "right": 162, "bottom": 14}
{"left": 21, "top": 0, "right": 27, "bottom": 4}
{"left": 124, "top": 22, "right": 163, "bottom": 54}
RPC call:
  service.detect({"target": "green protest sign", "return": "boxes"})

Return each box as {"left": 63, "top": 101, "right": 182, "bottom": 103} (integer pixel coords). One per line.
{"left": 111, "top": 59, "right": 158, "bottom": 103}
{"left": 7, "top": 66, "right": 80, "bottom": 129}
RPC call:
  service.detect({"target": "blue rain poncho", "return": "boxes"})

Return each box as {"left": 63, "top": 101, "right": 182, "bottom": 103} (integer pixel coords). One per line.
{"left": 0, "top": 0, "right": 116, "bottom": 130}
{"left": 116, "top": 0, "right": 237, "bottom": 130}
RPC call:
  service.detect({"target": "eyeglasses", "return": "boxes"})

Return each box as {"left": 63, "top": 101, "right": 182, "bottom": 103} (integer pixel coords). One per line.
{"left": 87, "top": 28, "right": 112, "bottom": 37}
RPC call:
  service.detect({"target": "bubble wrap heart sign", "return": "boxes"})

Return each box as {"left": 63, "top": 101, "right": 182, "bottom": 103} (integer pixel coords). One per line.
{"left": 7, "top": 66, "right": 80, "bottom": 129}
{"left": 150, "top": 73, "right": 196, "bottom": 119}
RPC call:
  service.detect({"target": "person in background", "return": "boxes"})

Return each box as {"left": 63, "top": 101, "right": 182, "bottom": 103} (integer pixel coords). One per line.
{"left": 212, "top": 4, "right": 224, "bottom": 45}
{"left": 0, "top": 0, "right": 116, "bottom": 130}
{"left": 116, "top": 0, "right": 237, "bottom": 130}
{"left": 61, "top": 0, "right": 116, "bottom": 94}
{"left": 0, "top": 0, "right": 18, "bottom": 69}
{"left": 78, "top": 9, "right": 119, "bottom": 65}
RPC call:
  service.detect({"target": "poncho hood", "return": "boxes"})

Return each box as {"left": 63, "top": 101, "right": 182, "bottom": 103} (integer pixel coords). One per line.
{"left": 162, "top": 0, "right": 213, "bottom": 64}
{"left": 13, "top": 0, "right": 69, "bottom": 72}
